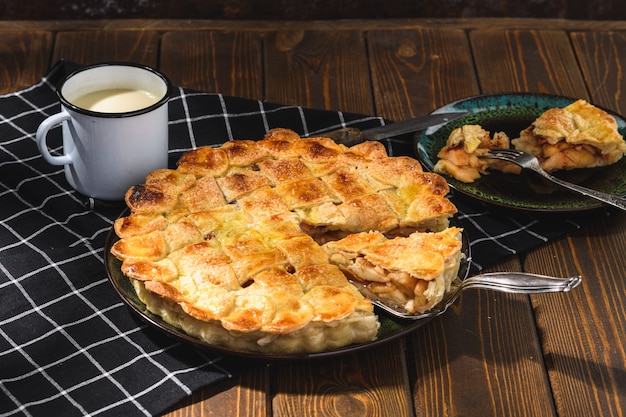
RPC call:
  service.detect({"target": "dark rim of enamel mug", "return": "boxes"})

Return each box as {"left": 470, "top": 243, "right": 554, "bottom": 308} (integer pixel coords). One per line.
{"left": 56, "top": 62, "right": 172, "bottom": 118}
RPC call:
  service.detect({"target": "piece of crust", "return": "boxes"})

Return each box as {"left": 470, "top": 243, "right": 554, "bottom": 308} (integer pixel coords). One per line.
{"left": 512, "top": 99, "right": 626, "bottom": 172}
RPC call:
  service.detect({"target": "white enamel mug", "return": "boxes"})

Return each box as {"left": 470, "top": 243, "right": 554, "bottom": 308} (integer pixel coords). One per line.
{"left": 36, "top": 62, "right": 171, "bottom": 201}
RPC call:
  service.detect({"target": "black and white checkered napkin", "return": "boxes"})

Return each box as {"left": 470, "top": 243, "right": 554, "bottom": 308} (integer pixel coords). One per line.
{"left": 0, "top": 61, "right": 606, "bottom": 416}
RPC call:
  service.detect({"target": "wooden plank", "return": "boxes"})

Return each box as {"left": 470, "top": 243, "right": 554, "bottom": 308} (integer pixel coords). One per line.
{"left": 524, "top": 218, "right": 626, "bottom": 417}
{"left": 263, "top": 30, "right": 374, "bottom": 114}
{"left": 163, "top": 370, "right": 269, "bottom": 417}
{"left": 51, "top": 30, "right": 161, "bottom": 67}
{"left": 160, "top": 31, "right": 263, "bottom": 98}
{"left": 367, "top": 27, "right": 552, "bottom": 416}
{"left": 410, "top": 256, "right": 556, "bottom": 417}
{"left": 471, "top": 28, "right": 626, "bottom": 417}
{"left": 366, "top": 28, "right": 477, "bottom": 121}
{"left": 3, "top": 17, "right": 623, "bottom": 34}
{"left": 262, "top": 26, "right": 412, "bottom": 417}
{"left": 0, "top": 19, "right": 621, "bottom": 417}
{"left": 0, "top": 31, "right": 53, "bottom": 93}
{"left": 272, "top": 342, "right": 414, "bottom": 417}
{"left": 469, "top": 29, "right": 588, "bottom": 97}
{"left": 1, "top": 1, "right": 623, "bottom": 22}
{"left": 570, "top": 31, "right": 626, "bottom": 113}
{"left": 410, "top": 256, "right": 552, "bottom": 417}
{"left": 158, "top": 28, "right": 270, "bottom": 417}
{"left": 529, "top": 30, "right": 626, "bottom": 417}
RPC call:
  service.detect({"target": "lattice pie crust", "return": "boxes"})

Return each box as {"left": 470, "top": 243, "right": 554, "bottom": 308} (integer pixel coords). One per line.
{"left": 111, "top": 128, "right": 462, "bottom": 353}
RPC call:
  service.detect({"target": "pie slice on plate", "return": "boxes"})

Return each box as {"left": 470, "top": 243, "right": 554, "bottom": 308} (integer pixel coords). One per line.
{"left": 434, "top": 99, "right": 626, "bottom": 184}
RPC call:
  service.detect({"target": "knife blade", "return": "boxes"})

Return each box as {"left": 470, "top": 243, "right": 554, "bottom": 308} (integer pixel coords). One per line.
{"left": 321, "top": 110, "right": 469, "bottom": 147}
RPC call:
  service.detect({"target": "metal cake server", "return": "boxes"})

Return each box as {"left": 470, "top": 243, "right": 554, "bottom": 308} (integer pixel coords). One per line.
{"left": 365, "top": 272, "right": 582, "bottom": 320}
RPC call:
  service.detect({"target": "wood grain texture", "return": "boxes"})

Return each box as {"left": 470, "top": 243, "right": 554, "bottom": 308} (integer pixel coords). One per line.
{"left": 263, "top": 30, "right": 374, "bottom": 114}
{"left": 159, "top": 29, "right": 268, "bottom": 417}
{"left": 163, "top": 369, "right": 269, "bottom": 417}
{"left": 8, "top": 18, "right": 626, "bottom": 34}
{"left": 51, "top": 30, "right": 160, "bottom": 67}
{"left": 530, "top": 30, "right": 626, "bottom": 417}
{"left": 469, "top": 27, "right": 626, "bottom": 417}
{"left": 271, "top": 342, "right": 413, "bottom": 417}
{"left": 367, "top": 26, "right": 555, "bottom": 417}
{"left": 410, "top": 256, "right": 557, "bottom": 417}
{"left": 2, "top": 0, "right": 625, "bottom": 21}
{"left": 160, "top": 31, "right": 263, "bottom": 98}
{"left": 571, "top": 31, "right": 626, "bottom": 113}
{"left": 263, "top": 26, "right": 413, "bottom": 417}
{"left": 0, "top": 31, "right": 53, "bottom": 93}
{"left": 470, "top": 30, "right": 588, "bottom": 97}
{"left": 366, "top": 28, "right": 478, "bottom": 121}
{"left": 526, "top": 219, "right": 626, "bottom": 417}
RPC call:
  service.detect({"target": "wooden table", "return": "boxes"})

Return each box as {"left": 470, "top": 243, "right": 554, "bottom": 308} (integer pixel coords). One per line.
{"left": 2, "top": 18, "right": 624, "bottom": 417}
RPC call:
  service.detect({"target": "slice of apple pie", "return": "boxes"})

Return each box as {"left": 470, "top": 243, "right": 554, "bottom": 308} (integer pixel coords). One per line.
{"left": 512, "top": 99, "right": 626, "bottom": 172}
{"left": 324, "top": 227, "right": 463, "bottom": 314}
{"left": 435, "top": 100, "right": 626, "bottom": 184}
{"left": 110, "top": 128, "right": 462, "bottom": 354}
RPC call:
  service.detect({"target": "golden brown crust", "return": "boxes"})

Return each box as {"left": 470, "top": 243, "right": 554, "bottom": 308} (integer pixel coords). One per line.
{"left": 180, "top": 176, "right": 226, "bottom": 212}
{"left": 275, "top": 177, "right": 339, "bottom": 209}
{"left": 177, "top": 146, "right": 230, "bottom": 177}
{"left": 113, "top": 213, "right": 167, "bottom": 238}
{"left": 217, "top": 171, "right": 271, "bottom": 202}
{"left": 324, "top": 227, "right": 462, "bottom": 313}
{"left": 322, "top": 168, "right": 374, "bottom": 201}
{"left": 338, "top": 193, "right": 399, "bottom": 233}
{"left": 111, "top": 128, "right": 461, "bottom": 353}
{"left": 257, "top": 158, "right": 312, "bottom": 184}
{"left": 274, "top": 235, "right": 329, "bottom": 269}
{"left": 512, "top": 99, "right": 626, "bottom": 172}
{"left": 145, "top": 169, "right": 196, "bottom": 194}
{"left": 344, "top": 140, "right": 388, "bottom": 160}
{"left": 121, "top": 258, "right": 178, "bottom": 283}
{"left": 238, "top": 186, "right": 290, "bottom": 219}
{"left": 220, "top": 140, "right": 268, "bottom": 167}
{"left": 124, "top": 183, "right": 179, "bottom": 214}
{"left": 293, "top": 137, "right": 345, "bottom": 163}
{"left": 111, "top": 230, "right": 168, "bottom": 262}
{"left": 365, "top": 156, "right": 425, "bottom": 188}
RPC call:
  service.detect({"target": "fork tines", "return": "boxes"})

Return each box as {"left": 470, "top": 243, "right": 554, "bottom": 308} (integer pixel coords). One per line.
{"left": 482, "top": 148, "right": 522, "bottom": 158}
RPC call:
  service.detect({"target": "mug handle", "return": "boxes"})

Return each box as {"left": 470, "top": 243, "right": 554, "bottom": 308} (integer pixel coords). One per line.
{"left": 36, "top": 111, "right": 73, "bottom": 165}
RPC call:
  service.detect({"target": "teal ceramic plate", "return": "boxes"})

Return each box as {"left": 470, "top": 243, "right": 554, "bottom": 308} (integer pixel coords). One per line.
{"left": 105, "top": 216, "right": 470, "bottom": 360}
{"left": 416, "top": 93, "right": 626, "bottom": 211}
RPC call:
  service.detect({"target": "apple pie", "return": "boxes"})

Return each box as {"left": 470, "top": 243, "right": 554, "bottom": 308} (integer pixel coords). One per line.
{"left": 110, "top": 128, "right": 462, "bottom": 354}
{"left": 435, "top": 100, "right": 626, "bottom": 183}
{"left": 512, "top": 99, "right": 626, "bottom": 172}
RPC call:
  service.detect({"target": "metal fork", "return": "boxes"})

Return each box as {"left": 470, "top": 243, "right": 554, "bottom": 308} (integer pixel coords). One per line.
{"left": 481, "top": 148, "right": 626, "bottom": 211}
{"left": 371, "top": 272, "right": 582, "bottom": 320}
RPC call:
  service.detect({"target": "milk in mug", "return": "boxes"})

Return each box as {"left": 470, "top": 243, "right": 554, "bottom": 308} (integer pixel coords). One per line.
{"left": 70, "top": 88, "right": 160, "bottom": 113}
